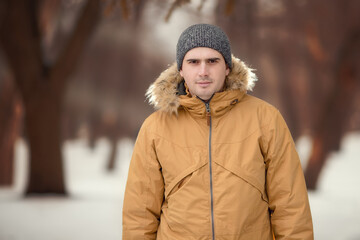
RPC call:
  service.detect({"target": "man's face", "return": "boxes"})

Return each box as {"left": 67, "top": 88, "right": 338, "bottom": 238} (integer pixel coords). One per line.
{"left": 180, "top": 47, "right": 230, "bottom": 101}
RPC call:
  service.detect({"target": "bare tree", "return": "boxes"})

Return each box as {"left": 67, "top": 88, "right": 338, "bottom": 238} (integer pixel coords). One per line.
{"left": 0, "top": 0, "right": 100, "bottom": 195}
{"left": 215, "top": 0, "right": 360, "bottom": 189}
{"left": 0, "top": 72, "right": 22, "bottom": 186}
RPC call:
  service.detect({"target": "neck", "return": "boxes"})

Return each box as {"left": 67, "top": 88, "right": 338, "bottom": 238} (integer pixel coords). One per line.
{"left": 197, "top": 94, "right": 214, "bottom": 103}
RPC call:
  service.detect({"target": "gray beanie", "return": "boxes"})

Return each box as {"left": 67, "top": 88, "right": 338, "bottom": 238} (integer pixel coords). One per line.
{"left": 176, "top": 23, "right": 232, "bottom": 70}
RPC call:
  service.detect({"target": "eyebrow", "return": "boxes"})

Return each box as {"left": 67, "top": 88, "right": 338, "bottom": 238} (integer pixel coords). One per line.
{"left": 208, "top": 58, "right": 221, "bottom": 61}
{"left": 185, "top": 57, "right": 221, "bottom": 62}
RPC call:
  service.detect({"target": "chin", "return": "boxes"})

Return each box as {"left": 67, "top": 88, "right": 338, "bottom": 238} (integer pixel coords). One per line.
{"left": 198, "top": 95, "right": 212, "bottom": 101}
{"left": 194, "top": 89, "right": 214, "bottom": 99}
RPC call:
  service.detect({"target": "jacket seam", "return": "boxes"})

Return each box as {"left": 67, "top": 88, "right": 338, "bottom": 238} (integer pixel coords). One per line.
{"left": 149, "top": 130, "right": 205, "bottom": 149}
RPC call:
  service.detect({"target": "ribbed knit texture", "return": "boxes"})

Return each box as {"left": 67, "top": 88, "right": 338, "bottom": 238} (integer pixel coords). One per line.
{"left": 176, "top": 24, "right": 232, "bottom": 70}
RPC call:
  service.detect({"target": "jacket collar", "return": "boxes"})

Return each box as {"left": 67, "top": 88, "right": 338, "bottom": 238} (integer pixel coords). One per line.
{"left": 146, "top": 55, "right": 257, "bottom": 115}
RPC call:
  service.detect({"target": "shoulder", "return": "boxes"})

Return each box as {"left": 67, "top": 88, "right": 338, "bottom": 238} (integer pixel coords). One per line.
{"left": 240, "top": 94, "right": 277, "bottom": 111}
{"left": 235, "top": 94, "right": 280, "bottom": 125}
{"left": 140, "top": 110, "right": 179, "bottom": 135}
{"left": 140, "top": 111, "right": 161, "bottom": 132}
{"left": 240, "top": 95, "right": 292, "bottom": 140}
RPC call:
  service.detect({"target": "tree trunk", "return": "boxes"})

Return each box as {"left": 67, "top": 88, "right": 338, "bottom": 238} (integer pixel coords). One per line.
{"left": 0, "top": 78, "right": 22, "bottom": 186}
{"left": 24, "top": 89, "right": 66, "bottom": 194}
{"left": 304, "top": 136, "right": 327, "bottom": 190}
{"left": 106, "top": 138, "right": 117, "bottom": 171}
{"left": 0, "top": 0, "right": 100, "bottom": 195}
{"left": 304, "top": 33, "right": 360, "bottom": 189}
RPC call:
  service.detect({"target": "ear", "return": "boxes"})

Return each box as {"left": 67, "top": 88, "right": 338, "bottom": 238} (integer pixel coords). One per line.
{"left": 225, "top": 67, "right": 230, "bottom": 76}
{"left": 179, "top": 69, "right": 184, "bottom": 77}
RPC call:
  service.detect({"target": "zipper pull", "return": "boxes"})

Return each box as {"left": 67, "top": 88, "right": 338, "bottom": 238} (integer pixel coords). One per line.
{"left": 205, "top": 103, "right": 211, "bottom": 126}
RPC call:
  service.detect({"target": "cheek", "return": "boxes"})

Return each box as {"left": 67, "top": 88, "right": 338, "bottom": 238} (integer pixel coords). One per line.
{"left": 184, "top": 79, "right": 192, "bottom": 89}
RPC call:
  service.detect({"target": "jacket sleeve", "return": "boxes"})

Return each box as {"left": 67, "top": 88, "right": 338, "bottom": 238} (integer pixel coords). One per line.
{"left": 264, "top": 110, "right": 314, "bottom": 240}
{"left": 122, "top": 118, "right": 164, "bottom": 240}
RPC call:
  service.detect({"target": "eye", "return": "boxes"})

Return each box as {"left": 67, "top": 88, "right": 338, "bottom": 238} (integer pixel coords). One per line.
{"left": 187, "top": 59, "right": 198, "bottom": 64}
{"left": 208, "top": 58, "right": 219, "bottom": 64}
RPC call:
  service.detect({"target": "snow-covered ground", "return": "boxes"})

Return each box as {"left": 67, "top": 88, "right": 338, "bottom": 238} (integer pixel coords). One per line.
{"left": 0, "top": 133, "right": 360, "bottom": 240}
{"left": 0, "top": 138, "right": 132, "bottom": 240}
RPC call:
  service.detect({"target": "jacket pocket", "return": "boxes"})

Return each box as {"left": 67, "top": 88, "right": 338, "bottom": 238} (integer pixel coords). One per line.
{"left": 215, "top": 158, "right": 268, "bottom": 203}
{"left": 213, "top": 141, "right": 269, "bottom": 203}
{"left": 228, "top": 162, "right": 268, "bottom": 203}
{"left": 212, "top": 155, "right": 270, "bottom": 236}
{"left": 164, "top": 159, "right": 207, "bottom": 199}
{"left": 164, "top": 163, "right": 210, "bottom": 235}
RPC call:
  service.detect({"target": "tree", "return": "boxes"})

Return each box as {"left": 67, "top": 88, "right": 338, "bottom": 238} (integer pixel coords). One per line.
{"left": 215, "top": 0, "right": 360, "bottom": 189}
{"left": 0, "top": 0, "right": 180, "bottom": 195}
{"left": 0, "top": 0, "right": 100, "bottom": 195}
{"left": 0, "top": 72, "right": 22, "bottom": 186}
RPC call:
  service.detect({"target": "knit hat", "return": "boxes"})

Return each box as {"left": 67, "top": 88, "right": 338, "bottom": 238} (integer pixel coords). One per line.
{"left": 176, "top": 23, "right": 232, "bottom": 70}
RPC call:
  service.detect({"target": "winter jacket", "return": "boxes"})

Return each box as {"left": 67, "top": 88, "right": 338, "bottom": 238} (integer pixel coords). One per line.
{"left": 122, "top": 56, "right": 314, "bottom": 240}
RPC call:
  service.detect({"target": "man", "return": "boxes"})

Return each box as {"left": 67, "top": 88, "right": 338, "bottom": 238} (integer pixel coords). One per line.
{"left": 123, "top": 23, "right": 313, "bottom": 239}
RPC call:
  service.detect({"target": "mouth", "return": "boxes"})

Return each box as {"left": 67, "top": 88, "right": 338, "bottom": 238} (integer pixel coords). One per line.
{"left": 197, "top": 81, "right": 212, "bottom": 87}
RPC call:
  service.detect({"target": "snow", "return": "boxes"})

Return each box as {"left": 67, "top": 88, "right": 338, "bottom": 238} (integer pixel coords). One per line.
{"left": 0, "top": 138, "right": 132, "bottom": 240}
{"left": 306, "top": 133, "right": 360, "bottom": 240}
{"left": 1, "top": 133, "right": 360, "bottom": 240}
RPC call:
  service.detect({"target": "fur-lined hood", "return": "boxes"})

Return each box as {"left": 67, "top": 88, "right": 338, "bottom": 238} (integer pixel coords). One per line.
{"left": 146, "top": 56, "right": 257, "bottom": 115}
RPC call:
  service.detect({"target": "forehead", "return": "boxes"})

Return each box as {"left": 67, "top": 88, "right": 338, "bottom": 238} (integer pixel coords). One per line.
{"left": 184, "top": 47, "right": 224, "bottom": 60}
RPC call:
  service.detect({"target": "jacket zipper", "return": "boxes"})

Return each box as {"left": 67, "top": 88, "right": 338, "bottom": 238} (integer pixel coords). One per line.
{"left": 205, "top": 102, "right": 215, "bottom": 240}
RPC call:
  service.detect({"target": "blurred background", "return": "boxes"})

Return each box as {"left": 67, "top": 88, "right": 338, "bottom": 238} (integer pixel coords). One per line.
{"left": 0, "top": 0, "right": 359, "bottom": 239}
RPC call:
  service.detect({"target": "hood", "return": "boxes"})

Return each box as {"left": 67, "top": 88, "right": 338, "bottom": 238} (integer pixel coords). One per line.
{"left": 146, "top": 55, "right": 257, "bottom": 115}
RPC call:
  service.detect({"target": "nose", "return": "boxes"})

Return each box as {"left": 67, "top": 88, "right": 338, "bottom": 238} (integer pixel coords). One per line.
{"left": 198, "top": 62, "right": 209, "bottom": 77}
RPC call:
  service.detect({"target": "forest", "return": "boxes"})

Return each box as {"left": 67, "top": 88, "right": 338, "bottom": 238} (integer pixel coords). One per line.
{"left": 0, "top": 0, "right": 359, "bottom": 194}
{"left": 1, "top": 1, "right": 360, "bottom": 239}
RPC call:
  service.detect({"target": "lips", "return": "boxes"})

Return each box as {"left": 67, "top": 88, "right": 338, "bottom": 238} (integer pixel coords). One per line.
{"left": 197, "top": 81, "right": 212, "bottom": 86}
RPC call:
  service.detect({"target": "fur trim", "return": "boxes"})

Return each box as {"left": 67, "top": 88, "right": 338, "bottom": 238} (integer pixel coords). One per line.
{"left": 146, "top": 55, "right": 257, "bottom": 114}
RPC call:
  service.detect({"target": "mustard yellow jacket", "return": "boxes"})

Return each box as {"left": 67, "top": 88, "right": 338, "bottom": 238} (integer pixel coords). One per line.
{"left": 123, "top": 56, "right": 313, "bottom": 239}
